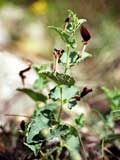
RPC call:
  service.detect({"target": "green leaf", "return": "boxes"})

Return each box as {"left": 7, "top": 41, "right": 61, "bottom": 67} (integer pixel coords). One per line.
{"left": 75, "top": 113, "right": 85, "bottom": 128}
{"left": 25, "top": 104, "right": 58, "bottom": 144}
{"left": 32, "top": 104, "right": 57, "bottom": 118}
{"left": 41, "top": 109, "right": 57, "bottom": 126}
{"left": 102, "top": 87, "right": 120, "bottom": 100}
{"left": 67, "top": 10, "right": 86, "bottom": 34}
{"left": 33, "top": 64, "right": 51, "bottom": 74}
{"left": 59, "top": 51, "right": 80, "bottom": 66}
{"left": 26, "top": 113, "right": 49, "bottom": 143}
{"left": 80, "top": 51, "right": 92, "bottom": 61}
{"left": 48, "top": 10, "right": 86, "bottom": 48}
{"left": 69, "top": 126, "right": 78, "bottom": 137}
{"left": 65, "top": 135, "right": 80, "bottom": 160}
{"left": 68, "top": 100, "right": 77, "bottom": 109}
{"left": 111, "top": 110, "right": 120, "bottom": 120}
{"left": 33, "top": 77, "right": 48, "bottom": 90}
{"left": 49, "top": 124, "right": 70, "bottom": 139}
{"left": 40, "top": 72, "right": 75, "bottom": 86}
{"left": 106, "top": 116, "right": 114, "bottom": 129}
{"left": 102, "top": 87, "right": 113, "bottom": 98}
{"left": 102, "top": 87, "right": 120, "bottom": 110}
{"left": 104, "top": 134, "right": 120, "bottom": 143}
{"left": 48, "top": 26, "right": 76, "bottom": 48}
{"left": 49, "top": 85, "right": 78, "bottom": 101}
{"left": 24, "top": 143, "right": 41, "bottom": 156}
{"left": 93, "top": 109, "right": 107, "bottom": 123}
{"left": 79, "top": 19, "right": 87, "bottom": 25}
{"left": 44, "top": 103, "right": 57, "bottom": 111}
{"left": 17, "top": 88, "right": 47, "bottom": 102}
{"left": 32, "top": 105, "right": 57, "bottom": 121}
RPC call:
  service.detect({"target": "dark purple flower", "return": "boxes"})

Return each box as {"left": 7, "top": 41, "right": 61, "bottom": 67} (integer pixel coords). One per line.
{"left": 73, "top": 87, "right": 92, "bottom": 101}
{"left": 80, "top": 87, "right": 93, "bottom": 98}
{"left": 80, "top": 25, "right": 91, "bottom": 42}
{"left": 53, "top": 48, "right": 64, "bottom": 59}
{"left": 19, "top": 60, "right": 32, "bottom": 86}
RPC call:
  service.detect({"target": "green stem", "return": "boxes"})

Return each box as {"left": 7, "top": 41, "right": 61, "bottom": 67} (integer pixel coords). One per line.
{"left": 77, "top": 129, "right": 87, "bottom": 160}
{"left": 58, "top": 87, "right": 63, "bottom": 121}
{"left": 101, "top": 138, "right": 105, "bottom": 158}
{"left": 64, "top": 45, "right": 70, "bottom": 73}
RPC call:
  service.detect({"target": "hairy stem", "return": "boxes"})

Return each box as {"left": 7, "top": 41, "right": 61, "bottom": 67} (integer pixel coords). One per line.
{"left": 58, "top": 87, "right": 63, "bottom": 121}
{"left": 64, "top": 45, "right": 70, "bottom": 73}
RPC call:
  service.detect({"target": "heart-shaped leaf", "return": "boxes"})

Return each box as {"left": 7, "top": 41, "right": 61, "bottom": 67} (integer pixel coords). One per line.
{"left": 49, "top": 85, "right": 77, "bottom": 101}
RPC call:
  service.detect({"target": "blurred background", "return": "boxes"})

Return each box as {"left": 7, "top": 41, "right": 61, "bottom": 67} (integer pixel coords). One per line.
{"left": 0, "top": 0, "right": 120, "bottom": 123}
